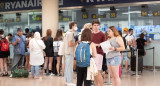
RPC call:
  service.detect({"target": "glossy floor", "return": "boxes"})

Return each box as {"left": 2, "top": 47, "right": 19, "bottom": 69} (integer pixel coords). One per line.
{"left": 0, "top": 70, "right": 159, "bottom": 86}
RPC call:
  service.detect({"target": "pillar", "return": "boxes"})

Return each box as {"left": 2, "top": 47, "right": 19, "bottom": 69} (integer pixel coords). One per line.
{"left": 42, "top": 0, "right": 59, "bottom": 37}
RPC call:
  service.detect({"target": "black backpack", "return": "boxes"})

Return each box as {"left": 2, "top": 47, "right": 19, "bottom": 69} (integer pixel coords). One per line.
{"left": 123, "top": 34, "right": 128, "bottom": 49}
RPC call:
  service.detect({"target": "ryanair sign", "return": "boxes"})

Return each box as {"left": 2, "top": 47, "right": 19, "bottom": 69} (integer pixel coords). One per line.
{"left": 0, "top": 0, "right": 159, "bottom": 12}
{"left": 0, "top": 0, "right": 42, "bottom": 12}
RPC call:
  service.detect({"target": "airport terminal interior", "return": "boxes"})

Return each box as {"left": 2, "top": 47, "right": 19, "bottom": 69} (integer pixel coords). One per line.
{"left": 0, "top": 0, "right": 160, "bottom": 86}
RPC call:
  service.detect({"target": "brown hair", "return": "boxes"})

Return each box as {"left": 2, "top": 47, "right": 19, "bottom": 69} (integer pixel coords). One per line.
{"left": 0, "top": 29, "right": 4, "bottom": 35}
{"left": 108, "top": 26, "right": 120, "bottom": 38}
{"left": 92, "top": 20, "right": 100, "bottom": 25}
{"left": 69, "top": 21, "right": 77, "bottom": 29}
{"left": 45, "top": 29, "right": 52, "bottom": 40}
{"left": 81, "top": 28, "right": 92, "bottom": 41}
{"left": 54, "top": 29, "right": 63, "bottom": 41}
{"left": 105, "top": 31, "right": 108, "bottom": 40}
{"left": 140, "top": 33, "right": 145, "bottom": 38}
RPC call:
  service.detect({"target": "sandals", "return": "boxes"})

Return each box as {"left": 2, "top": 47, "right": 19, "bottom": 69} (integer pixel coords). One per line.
{"left": 3, "top": 72, "right": 8, "bottom": 76}
{"left": 0, "top": 73, "right": 4, "bottom": 77}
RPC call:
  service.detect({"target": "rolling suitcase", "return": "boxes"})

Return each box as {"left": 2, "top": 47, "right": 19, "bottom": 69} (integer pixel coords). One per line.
{"left": 131, "top": 55, "right": 143, "bottom": 72}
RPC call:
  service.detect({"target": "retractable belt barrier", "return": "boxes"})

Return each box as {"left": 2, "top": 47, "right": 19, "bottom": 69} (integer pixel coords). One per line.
{"left": 123, "top": 47, "right": 155, "bottom": 76}
{"left": 105, "top": 47, "right": 155, "bottom": 82}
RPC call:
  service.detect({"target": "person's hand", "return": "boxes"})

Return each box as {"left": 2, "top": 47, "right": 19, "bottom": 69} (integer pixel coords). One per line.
{"left": 95, "top": 44, "right": 100, "bottom": 47}
{"left": 75, "top": 41, "right": 79, "bottom": 45}
{"left": 109, "top": 47, "right": 115, "bottom": 51}
{"left": 17, "top": 38, "right": 20, "bottom": 42}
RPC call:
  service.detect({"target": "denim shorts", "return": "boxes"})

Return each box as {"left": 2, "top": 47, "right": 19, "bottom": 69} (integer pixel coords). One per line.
{"left": 107, "top": 55, "right": 121, "bottom": 66}
{"left": 123, "top": 52, "right": 129, "bottom": 61}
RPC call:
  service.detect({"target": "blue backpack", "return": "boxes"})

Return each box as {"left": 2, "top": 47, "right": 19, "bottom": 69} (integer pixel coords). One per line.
{"left": 75, "top": 42, "right": 91, "bottom": 67}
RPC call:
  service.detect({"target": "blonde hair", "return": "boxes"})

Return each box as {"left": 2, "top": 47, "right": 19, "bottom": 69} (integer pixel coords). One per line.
{"left": 83, "top": 23, "right": 92, "bottom": 30}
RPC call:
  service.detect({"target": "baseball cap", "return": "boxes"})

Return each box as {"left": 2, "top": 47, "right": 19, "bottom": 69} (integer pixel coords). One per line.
{"left": 123, "top": 28, "right": 128, "bottom": 31}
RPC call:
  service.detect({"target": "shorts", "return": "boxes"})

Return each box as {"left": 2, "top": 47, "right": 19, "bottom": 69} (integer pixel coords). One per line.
{"left": 25, "top": 48, "right": 30, "bottom": 55}
{"left": 123, "top": 52, "right": 129, "bottom": 61}
{"left": 94, "top": 54, "right": 103, "bottom": 70}
{"left": 107, "top": 55, "right": 121, "bottom": 66}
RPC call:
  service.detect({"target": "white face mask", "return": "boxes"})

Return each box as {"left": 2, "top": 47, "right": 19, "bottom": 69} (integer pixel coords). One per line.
{"left": 74, "top": 27, "right": 78, "bottom": 31}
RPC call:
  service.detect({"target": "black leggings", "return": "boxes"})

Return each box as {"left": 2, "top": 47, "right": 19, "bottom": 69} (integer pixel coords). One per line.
{"left": 77, "top": 67, "right": 91, "bottom": 86}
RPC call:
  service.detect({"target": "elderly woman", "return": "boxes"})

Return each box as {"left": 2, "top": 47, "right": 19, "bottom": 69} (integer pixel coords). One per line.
{"left": 29, "top": 32, "right": 46, "bottom": 79}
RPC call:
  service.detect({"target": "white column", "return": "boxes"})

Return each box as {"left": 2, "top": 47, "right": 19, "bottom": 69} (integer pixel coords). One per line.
{"left": 42, "top": 0, "right": 59, "bottom": 37}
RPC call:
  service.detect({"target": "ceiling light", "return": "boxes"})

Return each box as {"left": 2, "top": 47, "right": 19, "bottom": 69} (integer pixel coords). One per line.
{"left": 122, "top": 11, "right": 141, "bottom": 14}
{"left": 98, "top": 8, "right": 119, "bottom": 12}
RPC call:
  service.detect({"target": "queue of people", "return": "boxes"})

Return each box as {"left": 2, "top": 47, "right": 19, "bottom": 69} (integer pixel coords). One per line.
{"left": 0, "top": 19, "right": 150, "bottom": 86}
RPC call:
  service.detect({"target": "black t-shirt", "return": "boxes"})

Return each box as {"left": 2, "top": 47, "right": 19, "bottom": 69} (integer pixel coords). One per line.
{"left": 136, "top": 38, "right": 146, "bottom": 56}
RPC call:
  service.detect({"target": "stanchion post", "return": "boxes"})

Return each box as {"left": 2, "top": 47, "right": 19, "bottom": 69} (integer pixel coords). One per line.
{"left": 153, "top": 47, "right": 155, "bottom": 72}
{"left": 106, "top": 72, "right": 112, "bottom": 85}
{"left": 136, "top": 49, "right": 139, "bottom": 76}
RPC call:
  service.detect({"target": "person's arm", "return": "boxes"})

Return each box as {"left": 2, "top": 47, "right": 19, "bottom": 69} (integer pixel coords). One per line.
{"left": 132, "top": 38, "right": 136, "bottom": 47}
{"left": 40, "top": 40, "right": 46, "bottom": 49}
{"left": 91, "top": 43, "right": 97, "bottom": 58}
{"left": 145, "top": 38, "right": 149, "bottom": 45}
{"left": 68, "top": 33, "right": 78, "bottom": 47}
{"left": 109, "top": 37, "right": 125, "bottom": 51}
{"left": 74, "top": 44, "right": 78, "bottom": 58}
{"left": 69, "top": 40, "right": 78, "bottom": 47}
{"left": 12, "top": 37, "right": 20, "bottom": 46}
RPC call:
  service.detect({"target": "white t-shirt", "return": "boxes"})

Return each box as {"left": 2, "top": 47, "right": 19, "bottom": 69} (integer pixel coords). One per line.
{"left": 125, "top": 34, "right": 134, "bottom": 49}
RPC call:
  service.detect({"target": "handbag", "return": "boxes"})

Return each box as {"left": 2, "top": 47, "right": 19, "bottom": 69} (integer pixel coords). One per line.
{"left": 127, "top": 48, "right": 131, "bottom": 58}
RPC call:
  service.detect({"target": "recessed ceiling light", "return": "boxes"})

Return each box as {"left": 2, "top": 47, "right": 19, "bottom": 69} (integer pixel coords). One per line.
{"left": 98, "top": 8, "right": 120, "bottom": 11}
{"left": 122, "top": 11, "right": 141, "bottom": 14}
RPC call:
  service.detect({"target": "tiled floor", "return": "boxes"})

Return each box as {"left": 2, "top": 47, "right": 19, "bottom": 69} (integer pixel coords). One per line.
{"left": 0, "top": 70, "right": 160, "bottom": 86}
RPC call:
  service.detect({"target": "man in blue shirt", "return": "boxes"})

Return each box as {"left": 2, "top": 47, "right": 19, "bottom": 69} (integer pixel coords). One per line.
{"left": 10, "top": 28, "right": 26, "bottom": 77}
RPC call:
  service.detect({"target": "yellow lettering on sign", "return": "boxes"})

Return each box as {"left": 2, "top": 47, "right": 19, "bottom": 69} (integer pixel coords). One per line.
{"left": 154, "top": 12, "right": 158, "bottom": 16}
{"left": 92, "top": 14, "right": 97, "bottom": 19}
{"left": 16, "top": 17, "right": 20, "bottom": 22}
{"left": 142, "top": 11, "right": 148, "bottom": 16}
{"left": 82, "top": 14, "right": 87, "bottom": 19}
{"left": 0, "top": 19, "right": 2, "bottom": 23}
{"left": 36, "top": 17, "right": 40, "bottom": 21}
{"left": 63, "top": 18, "right": 70, "bottom": 21}
{"left": 110, "top": 13, "right": 116, "bottom": 18}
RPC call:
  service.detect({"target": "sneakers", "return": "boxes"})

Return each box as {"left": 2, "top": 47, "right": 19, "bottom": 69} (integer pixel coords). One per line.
{"left": 67, "top": 83, "right": 76, "bottom": 86}
{"left": 9, "top": 74, "right": 13, "bottom": 78}
{"left": 57, "top": 73, "right": 62, "bottom": 76}
{"left": 50, "top": 73, "right": 55, "bottom": 76}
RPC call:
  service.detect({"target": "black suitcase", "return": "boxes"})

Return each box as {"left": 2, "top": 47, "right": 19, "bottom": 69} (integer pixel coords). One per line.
{"left": 131, "top": 55, "right": 143, "bottom": 72}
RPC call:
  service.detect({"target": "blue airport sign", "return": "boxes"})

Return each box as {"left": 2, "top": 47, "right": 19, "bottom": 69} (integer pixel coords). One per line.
{"left": 0, "top": 0, "right": 159, "bottom": 12}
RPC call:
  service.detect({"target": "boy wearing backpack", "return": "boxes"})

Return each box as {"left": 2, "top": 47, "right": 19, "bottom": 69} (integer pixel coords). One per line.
{"left": 122, "top": 28, "right": 129, "bottom": 73}
{"left": 75, "top": 29, "right": 97, "bottom": 86}
{"left": 0, "top": 29, "right": 10, "bottom": 76}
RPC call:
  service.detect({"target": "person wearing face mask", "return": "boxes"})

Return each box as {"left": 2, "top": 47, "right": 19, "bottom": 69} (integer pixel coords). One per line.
{"left": 63, "top": 21, "right": 78, "bottom": 86}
